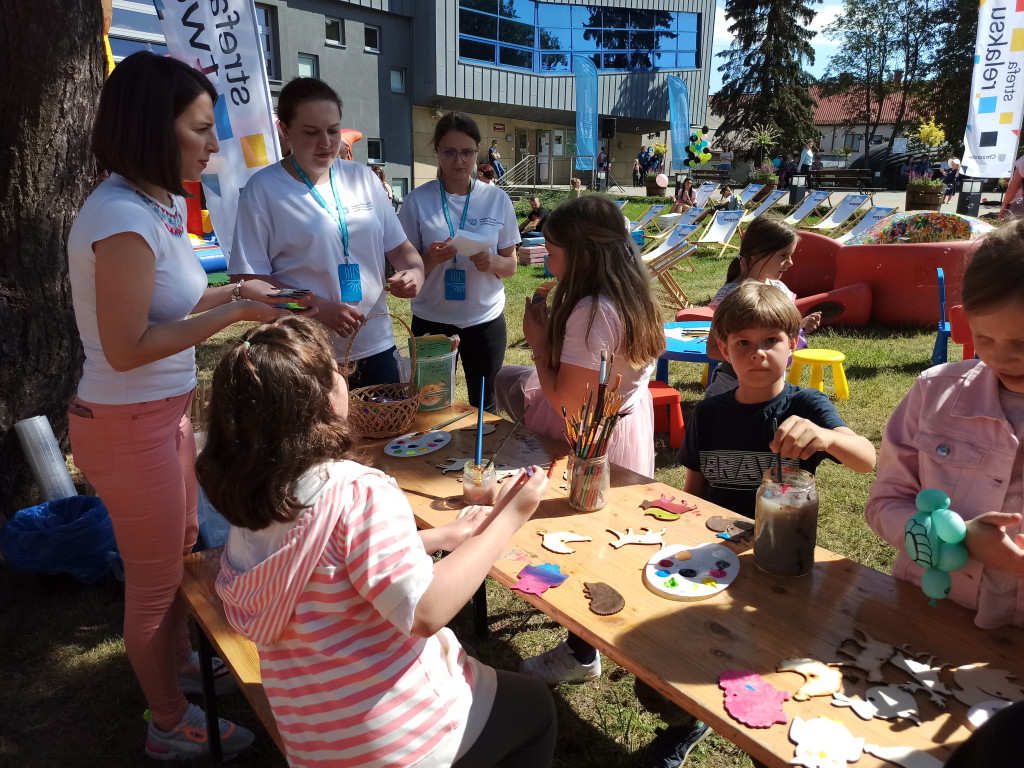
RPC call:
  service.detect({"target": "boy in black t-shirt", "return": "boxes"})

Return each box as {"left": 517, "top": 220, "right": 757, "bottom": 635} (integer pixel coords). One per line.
{"left": 678, "top": 281, "right": 875, "bottom": 517}
{"left": 640, "top": 282, "right": 875, "bottom": 768}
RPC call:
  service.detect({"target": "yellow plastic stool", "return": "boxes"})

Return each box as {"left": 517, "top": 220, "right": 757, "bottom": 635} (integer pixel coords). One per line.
{"left": 787, "top": 349, "right": 850, "bottom": 400}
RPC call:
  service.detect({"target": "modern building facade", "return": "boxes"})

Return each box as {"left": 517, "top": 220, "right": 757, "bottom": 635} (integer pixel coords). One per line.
{"left": 109, "top": 0, "right": 716, "bottom": 194}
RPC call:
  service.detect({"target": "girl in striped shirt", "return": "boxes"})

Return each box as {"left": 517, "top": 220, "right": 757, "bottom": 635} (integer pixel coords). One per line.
{"left": 199, "top": 317, "right": 555, "bottom": 768}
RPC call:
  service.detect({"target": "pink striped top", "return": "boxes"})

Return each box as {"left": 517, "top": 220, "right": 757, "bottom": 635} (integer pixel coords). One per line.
{"left": 216, "top": 461, "right": 494, "bottom": 767}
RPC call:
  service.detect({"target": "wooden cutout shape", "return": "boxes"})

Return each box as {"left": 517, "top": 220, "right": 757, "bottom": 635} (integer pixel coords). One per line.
{"left": 951, "top": 664, "right": 1024, "bottom": 707}
{"left": 607, "top": 527, "right": 666, "bottom": 548}
{"left": 890, "top": 652, "right": 951, "bottom": 707}
{"left": 789, "top": 716, "right": 863, "bottom": 768}
{"left": 835, "top": 629, "right": 896, "bottom": 683}
{"left": 640, "top": 494, "right": 699, "bottom": 521}
{"left": 643, "top": 543, "right": 740, "bottom": 601}
{"left": 436, "top": 457, "right": 518, "bottom": 480}
{"left": 705, "top": 515, "right": 754, "bottom": 543}
{"left": 966, "top": 699, "right": 1013, "bottom": 731}
{"left": 511, "top": 563, "right": 568, "bottom": 596}
{"left": 583, "top": 582, "right": 625, "bottom": 615}
{"left": 538, "top": 530, "right": 593, "bottom": 554}
{"left": 719, "top": 670, "right": 790, "bottom": 728}
{"left": 832, "top": 684, "right": 921, "bottom": 725}
{"left": 862, "top": 744, "right": 943, "bottom": 768}
{"left": 778, "top": 658, "right": 845, "bottom": 701}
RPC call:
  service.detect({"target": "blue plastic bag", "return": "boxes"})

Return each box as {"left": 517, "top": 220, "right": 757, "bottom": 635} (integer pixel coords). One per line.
{"left": 0, "top": 495, "right": 122, "bottom": 584}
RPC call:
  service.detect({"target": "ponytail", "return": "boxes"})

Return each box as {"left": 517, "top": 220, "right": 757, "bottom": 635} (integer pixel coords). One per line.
{"left": 725, "top": 257, "right": 742, "bottom": 284}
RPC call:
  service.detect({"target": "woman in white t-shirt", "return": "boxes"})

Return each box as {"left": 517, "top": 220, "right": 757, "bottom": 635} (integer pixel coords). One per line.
{"left": 66, "top": 52, "right": 295, "bottom": 761}
{"left": 229, "top": 78, "right": 424, "bottom": 388}
{"left": 398, "top": 112, "right": 520, "bottom": 412}
{"left": 496, "top": 196, "right": 664, "bottom": 685}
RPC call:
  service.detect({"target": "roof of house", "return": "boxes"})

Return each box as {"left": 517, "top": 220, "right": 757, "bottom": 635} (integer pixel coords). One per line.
{"left": 810, "top": 85, "right": 926, "bottom": 126}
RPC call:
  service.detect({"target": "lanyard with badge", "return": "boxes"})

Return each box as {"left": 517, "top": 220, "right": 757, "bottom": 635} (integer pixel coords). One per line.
{"left": 439, "top": 179, "right": 473, "bottom": 301}
{"left": 292, "top": 156, "right": 362, "bottom": 302}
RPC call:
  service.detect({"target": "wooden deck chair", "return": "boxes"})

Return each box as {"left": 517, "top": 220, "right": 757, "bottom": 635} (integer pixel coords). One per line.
{"left": 740, "top": 189, "right": 787, "bottom": 223}
{"left": 810, "top": 193, "right": 869, "bottom": 231}
{"left": 783, "top": 190, "right": 831, "bottom": 227}
{"left": 678, "top": 207, "right": 704, "bottom": 226}
{"left": 642, "top": 224, "right": 699, "bottom": 264}
{"left": 630, "top": 203, "right": 669, "bottom": 231}
{"left": 613, "top": 200, "right": 627, "bottom": 208}
{"left": 735, "top": 183, "right": 764, "bottom": 205}
{"left": 834, "top": 206, "right": 897, "bottom": 243}
{"left": 648, "top": 245, "right": 698, "bottom": 309}
{"left": 697, "top": 210, "right": 744, "bottom": 258}
{"left": 693, "top": 183, "right": 719, "bottom": 209}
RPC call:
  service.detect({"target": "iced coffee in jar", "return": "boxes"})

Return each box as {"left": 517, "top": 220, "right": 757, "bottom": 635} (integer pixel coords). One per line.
{"left": 753, "top": 467, "right": 819, "bottom": 577}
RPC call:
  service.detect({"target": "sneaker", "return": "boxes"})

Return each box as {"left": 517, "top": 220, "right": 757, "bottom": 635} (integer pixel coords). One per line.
{"left": 644, "top": 721, "right": 712, "bottom": 768}
{"left": 145, "top": 702, "right": 255, "bottom": 761}
{"left": 519, "top": 641, "right": 602, "bottom": 684}
{"left": 178, "top": 651, "right": 238, "bottom": 696}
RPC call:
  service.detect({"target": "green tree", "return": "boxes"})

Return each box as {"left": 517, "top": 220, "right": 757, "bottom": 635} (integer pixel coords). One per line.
{"left": 928, "top": 0, "right": 975, "bottom": 155}
{"left": 710, "top": 0, "right": 820, "bottom": 155}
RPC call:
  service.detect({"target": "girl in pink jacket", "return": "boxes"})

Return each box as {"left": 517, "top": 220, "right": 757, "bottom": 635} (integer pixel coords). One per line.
{"left": 197, "top": 317, "right": 556, "bottom": 768}
{"left": 866, "top": 220, "right": 1024, "bottom": 628}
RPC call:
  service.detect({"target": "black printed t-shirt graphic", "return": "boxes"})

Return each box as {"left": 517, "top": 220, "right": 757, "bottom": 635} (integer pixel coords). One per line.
{"left": 677, "top": 383, "right": 846, "bottom": 519}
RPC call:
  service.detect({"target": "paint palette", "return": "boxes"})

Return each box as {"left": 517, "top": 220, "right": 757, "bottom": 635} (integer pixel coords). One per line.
{"left": 384, "top": 430, "right": 451, "bottom": 457}
{"left": 643, "top": 543, "right": 740, "bottom": 601}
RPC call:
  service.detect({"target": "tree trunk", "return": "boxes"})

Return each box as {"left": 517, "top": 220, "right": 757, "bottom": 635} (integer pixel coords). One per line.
{"left": 0, "top": 1, "right": 104, "bottom": 518}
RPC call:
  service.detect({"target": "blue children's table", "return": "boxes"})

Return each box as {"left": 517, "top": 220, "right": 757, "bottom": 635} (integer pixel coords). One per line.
{"left": 656, "top": 321, "right": 718, "bottom": 383}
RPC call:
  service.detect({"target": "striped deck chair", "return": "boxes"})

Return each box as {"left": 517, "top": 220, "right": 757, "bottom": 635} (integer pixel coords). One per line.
{"left": 697, "top": 210, "right": 744, "bottom": 258}
{"left": 835, "top": 206, "right": 897, "bottom": 243}
{"left": 693, "top": 183, "right": 719, "bottom": 209}
{"left": 783, "top": 190, "right": 831, "bottom": 227}
{"left": 741, "top": 189, "right": 787, "bottom": 222}
{"left": 810, "top": 193, "right": 870, "bottom": 231}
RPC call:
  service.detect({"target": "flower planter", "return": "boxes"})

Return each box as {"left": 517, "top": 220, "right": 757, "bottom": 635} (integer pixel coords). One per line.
{"left": 645, "top": 179, "right": 668, "bottom": 197}
{"left": 905, "top": 185, "right": 944, "bottom": 212}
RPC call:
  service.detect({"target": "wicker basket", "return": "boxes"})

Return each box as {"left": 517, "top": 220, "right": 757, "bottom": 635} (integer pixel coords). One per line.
{"left": 344, "top": 313, "right": 421, "bottom": 439}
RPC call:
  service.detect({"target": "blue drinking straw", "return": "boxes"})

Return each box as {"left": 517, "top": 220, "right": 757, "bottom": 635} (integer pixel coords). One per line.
{"left": 475, "top": 377, "right": 485, "bottom": 466}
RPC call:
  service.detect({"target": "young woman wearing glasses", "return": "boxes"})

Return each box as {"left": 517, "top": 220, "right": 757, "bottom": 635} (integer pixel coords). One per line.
{"left": 398, "top": 112, "right": 520, "bottom": 412}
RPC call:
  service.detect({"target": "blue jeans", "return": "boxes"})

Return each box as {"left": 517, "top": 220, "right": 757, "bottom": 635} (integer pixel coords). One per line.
{"left": 492, "top": 160, "right": 505, "bottom": 179}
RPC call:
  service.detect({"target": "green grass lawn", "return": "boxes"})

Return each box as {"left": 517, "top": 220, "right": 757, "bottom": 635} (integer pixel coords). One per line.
{"left": 0, "top": 194, "right": 953, "bottom": 767}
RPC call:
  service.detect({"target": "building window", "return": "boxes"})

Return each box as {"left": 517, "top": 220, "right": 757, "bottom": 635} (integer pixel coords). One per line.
{"left": 389, "top": 68, "right": 406, "bottom": 93}
{"left": 298, "top": 53, "right": 319, "bottom": 79}
{"left": 457, "top": 1, "right": 699, "bottom": 73}
{"left": 109, "top": 0, "right": 167, "bottom": 62}
{"left": 367, "top": 139, "right": 384, "bottom": 163}
{"left": 326, "top": 17, "right": 344, "bottom": 46}
{"left": 255, "top": 4, "right": 280, "bottom": 81}
{"left": 844, "top": 134, "right": 862, "bottom": 151}
{"left": 392, "top": 178, "right": 408, "bottom": 200}
{"left": 365, "top": 24, "right": 381, "bottom": 53}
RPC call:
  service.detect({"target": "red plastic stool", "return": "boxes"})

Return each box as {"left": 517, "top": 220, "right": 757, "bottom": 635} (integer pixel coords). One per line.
{"left": 649, "top": 381, "right": 685, "bottom": 450}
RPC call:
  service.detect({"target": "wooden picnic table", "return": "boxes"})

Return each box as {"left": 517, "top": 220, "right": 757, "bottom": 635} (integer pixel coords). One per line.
{"left": 370, "top": 404, "right": 1024, "bottom": 768}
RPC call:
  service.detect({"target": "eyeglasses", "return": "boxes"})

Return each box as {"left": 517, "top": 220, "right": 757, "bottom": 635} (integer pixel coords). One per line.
{"left": 439, "top": 148, "right": 478, "bottom": 162}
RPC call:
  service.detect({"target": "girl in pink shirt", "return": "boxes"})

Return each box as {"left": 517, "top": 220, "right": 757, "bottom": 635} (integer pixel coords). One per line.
{"left": 866, "top": 220, "right": 1024, "bottom": 628}
{"left": 200, "top": 317, "right": 556, "bottom": 767}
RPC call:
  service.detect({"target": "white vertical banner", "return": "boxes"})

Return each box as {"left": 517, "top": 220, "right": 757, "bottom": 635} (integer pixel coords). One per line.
{"left": 963, "top": 0, "right": 1024, "bottom": 178}
{"left": 153, "top": 0, "right": 279, "bottom": 257}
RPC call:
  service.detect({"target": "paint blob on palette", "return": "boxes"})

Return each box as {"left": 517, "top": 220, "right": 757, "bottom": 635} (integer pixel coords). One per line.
{"left": 384, "top": 430, "right": 452, "bottom": 457}
{"left": 643, "top": 543, "right": 740, "bottom": 601}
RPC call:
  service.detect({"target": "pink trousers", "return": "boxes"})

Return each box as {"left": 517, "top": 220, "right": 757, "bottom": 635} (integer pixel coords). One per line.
{"left": 68, "top": 391, "right": 197, "bottom": 729}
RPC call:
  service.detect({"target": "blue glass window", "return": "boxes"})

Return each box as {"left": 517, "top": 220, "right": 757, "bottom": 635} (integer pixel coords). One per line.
{"left": 457, "top": 1, "right": 699, "bottom": 73}
{"left": 109, "top": 37, "right": 169, "bottom": 60}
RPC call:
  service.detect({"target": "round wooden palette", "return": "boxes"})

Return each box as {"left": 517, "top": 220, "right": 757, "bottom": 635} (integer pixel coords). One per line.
{"left": 384, "top": 430, "right": 451, "bottom": 457}
{"left": 643, "top": 543, "right": 740, "bottom": 601}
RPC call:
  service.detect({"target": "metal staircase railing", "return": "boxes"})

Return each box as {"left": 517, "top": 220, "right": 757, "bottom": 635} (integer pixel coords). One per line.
{"left": 497, "top": 154, "right": 536, "bottom": 189}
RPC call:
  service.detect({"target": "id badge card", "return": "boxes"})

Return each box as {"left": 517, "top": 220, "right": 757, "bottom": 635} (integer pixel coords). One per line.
{"left": 444, "top": 268, "right": 466, "bottom": 301}
{"left": 337, "top": 262, "right": 362, "bottom": 302}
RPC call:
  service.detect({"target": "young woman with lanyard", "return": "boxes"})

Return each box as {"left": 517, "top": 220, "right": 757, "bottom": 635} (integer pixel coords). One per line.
{"left": 66, "top": 52, "right": 297, "bottom": 760}
{"left": 398, "top": 112, "right": 520, "bottom": 412}
{"left": 229, "top": 77, "right": 424, "bottom": 388}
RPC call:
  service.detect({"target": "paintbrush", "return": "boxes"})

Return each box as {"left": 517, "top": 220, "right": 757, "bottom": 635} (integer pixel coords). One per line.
{"left": 406, "top": 409, "right": 475, "bottom": 438}
{"left": 484, "top": 404, "right": 532, "bottom": 470}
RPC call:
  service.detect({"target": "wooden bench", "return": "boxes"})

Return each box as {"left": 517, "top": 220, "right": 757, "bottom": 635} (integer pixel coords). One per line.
{"left": 180, "top": 547, "right": 285, "bottom": 763}
{"left": 807, "top": 168, "right": 875, "bottom": 190}
{"left": 692, "top": 167, "right": 731, "bottom": 184}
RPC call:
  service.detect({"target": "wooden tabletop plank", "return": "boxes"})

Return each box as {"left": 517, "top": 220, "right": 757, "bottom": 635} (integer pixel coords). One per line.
{"left": 367, "top": 405, "right": 1024, "bottom": 768}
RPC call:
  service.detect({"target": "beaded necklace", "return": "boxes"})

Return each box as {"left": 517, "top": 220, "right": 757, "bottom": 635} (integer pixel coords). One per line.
{"left": 134, "top": 190, "right": 184, "bottom": 238}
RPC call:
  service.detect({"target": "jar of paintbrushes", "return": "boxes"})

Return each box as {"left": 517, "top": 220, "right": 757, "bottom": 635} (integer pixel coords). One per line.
{"left": 564, "top": 351, "right": 620, "bottom": 512}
